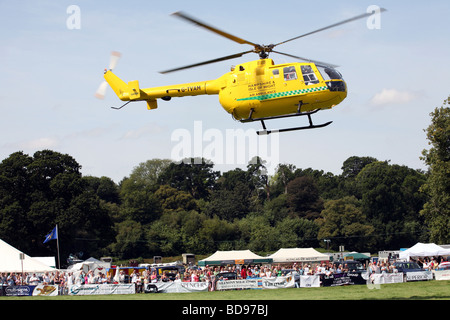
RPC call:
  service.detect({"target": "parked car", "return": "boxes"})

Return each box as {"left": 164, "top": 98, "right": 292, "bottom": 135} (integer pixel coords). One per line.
{"left": 343, "top": 260, "right": 366, "bottom": 272}
{"left": 437, "top": 262, "right": 450, "bottom": 270}
{"left": 280, "top": 269, "right": 300, "bottom": 286}
{"left": 215, "top": 271, "right": 238, "bottom": 281}
{"left": 154, "top": 265, "right": 184, "bottom": 281}
{"left": 392, "top": 261, "right": 423, "bottom": 273}
{"left": 333, "top": 260, "right": 366, "bottom": 273}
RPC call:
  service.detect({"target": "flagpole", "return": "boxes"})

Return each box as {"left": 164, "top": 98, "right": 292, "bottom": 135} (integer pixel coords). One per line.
{"left": 56, "top": 224, "right": 61, "bottom": 269}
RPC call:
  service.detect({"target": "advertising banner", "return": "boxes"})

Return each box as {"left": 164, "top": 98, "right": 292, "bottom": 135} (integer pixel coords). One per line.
{"left": 216, "top": 279, "right": 260, "bottom": 291}
{"left": 371, "top": 273, "right": 403, "bottom": 284}
{"left": 434, "top": 270, "right": 450, "bottom": 281}
{"left": 214, "top": 276, "right": 295, "bottom": 291}
{"left": 3, "top": 285, "right": 58, "bottom": 296}
{"left": 405, "top": 271, "right": 433, "bottom": 282}
{"left": 299, "top": 275, "right": 320, "bottom": 287}
{"left": 154, "top": 281, "right": 209, "bottom": 293}
{"left": 321, "top": 272, "right": 367, "bottom": 287}
{"left": 68, "top": 284, "right": 135, "bottom": 295}
{"left": 261, "top": 276, "right": 295, "bottom": 289}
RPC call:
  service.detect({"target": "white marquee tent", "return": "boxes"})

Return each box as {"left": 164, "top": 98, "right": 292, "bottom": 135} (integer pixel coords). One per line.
{"left": 399, "top": 242, "right": 450, "bottom": 261}
{"left": 198, "top": 250, "right": 272, "bottom": 266}
{"left": 0, "top": 239, "right": 56, "bottom": 273}
{"left": 268, "top": 248, "right": 330, "bottom": 263}
{"left": 67, "top": 256, "right": 111, "bottom": 275}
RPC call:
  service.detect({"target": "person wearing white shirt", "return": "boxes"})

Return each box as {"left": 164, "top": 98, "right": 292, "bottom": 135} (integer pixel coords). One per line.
{"left": 29, "top": 273, "right": 39, "bottom": 285}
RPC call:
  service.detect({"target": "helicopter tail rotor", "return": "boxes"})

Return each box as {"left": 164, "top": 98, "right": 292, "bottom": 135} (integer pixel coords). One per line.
{"left": 95, "top": 51, "right": 121, "bottom": 99}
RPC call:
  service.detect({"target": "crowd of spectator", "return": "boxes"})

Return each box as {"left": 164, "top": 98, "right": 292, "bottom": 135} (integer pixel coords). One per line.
{"left": 1, "top": 255, "right": 447, "bottom": 295}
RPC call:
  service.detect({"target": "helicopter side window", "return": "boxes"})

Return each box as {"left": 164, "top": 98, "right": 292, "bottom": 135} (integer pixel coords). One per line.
{"left": 283, "top": 66, "right": 297, "bottom": 81}
{"left": 272, "top": 69, "right": 280, "bottom": 78}
{"left": 301, "top": 65, "right": 319, "bottom": 85}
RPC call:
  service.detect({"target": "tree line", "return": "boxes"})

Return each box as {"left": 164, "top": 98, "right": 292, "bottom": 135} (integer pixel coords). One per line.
{"left": 0, "top": 100, "right": 448, "bottom": 266}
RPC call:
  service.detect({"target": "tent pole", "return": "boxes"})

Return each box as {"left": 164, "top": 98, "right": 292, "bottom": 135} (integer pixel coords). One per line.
{"left": 56, "top": 224, "right": 61, "bottom": 269}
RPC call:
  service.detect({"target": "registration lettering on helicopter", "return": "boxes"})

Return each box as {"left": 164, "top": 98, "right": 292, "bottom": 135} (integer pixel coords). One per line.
{"left": 180, "top": 85, "right": 202, "bottom": 92}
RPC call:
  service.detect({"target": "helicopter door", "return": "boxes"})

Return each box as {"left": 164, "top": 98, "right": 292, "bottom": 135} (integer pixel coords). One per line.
{"left": 283, "top": 66, "right": 297, "bottom": 81}
{"left": 300, "top": 65, "right": 319, "bottom": 85}
{"left": 232, "top": 65, "right": 247, "bottom": 87}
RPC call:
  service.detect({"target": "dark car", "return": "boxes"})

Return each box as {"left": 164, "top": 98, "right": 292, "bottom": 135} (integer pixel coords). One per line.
{"left": 343, "top": 260, "right": 365, "bottom": 272}
{"left": 280, "top": 269, "right": 300, "bottom": 286}
{"left": 393, "top": 262, "right": 423, "bottom": 273}
{"left": 155, "top": 265, "right": 184, "bottom": 281}
{"left": 215, "top": 271, "right": 238, "bottom": 281}
{"left": 333, "top": 260, "right": 366, "bottom": 273}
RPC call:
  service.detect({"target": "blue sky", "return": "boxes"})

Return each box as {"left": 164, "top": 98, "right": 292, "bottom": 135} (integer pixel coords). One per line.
{"left": 1, "top": 0, "right": 449, "bottom": 182}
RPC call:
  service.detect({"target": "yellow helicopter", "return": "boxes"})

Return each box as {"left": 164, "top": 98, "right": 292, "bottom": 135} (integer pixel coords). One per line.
{"left": 96, "top": 10, "right": 385, "bottom": 134}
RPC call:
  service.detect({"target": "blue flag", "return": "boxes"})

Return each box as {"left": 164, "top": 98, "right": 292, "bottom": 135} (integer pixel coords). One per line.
{"left": 43, "top": 226, "right": 58, "bottom": 244}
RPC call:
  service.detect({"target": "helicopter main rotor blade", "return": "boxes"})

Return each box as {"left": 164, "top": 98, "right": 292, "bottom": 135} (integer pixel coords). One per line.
{"left": 172, "top": 11, "right": 258, "bottom": 47}
{"left": 159, "top": 50, "right": 254, "bottom": 74}
{"left": 274, "top": 8, "right": 387, "bottom": 47}
{"left": 272, "top": 50, "right": 339, "bottom": 68}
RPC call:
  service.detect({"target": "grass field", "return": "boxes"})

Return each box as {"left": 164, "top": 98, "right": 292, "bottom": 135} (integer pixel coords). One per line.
{"left": 3, "top": 280, "right": 449, "bottom": 300}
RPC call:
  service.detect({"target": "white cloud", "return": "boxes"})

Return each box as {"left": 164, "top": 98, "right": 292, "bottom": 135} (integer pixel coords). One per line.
{"left": 20, "top": 137, "right": 59, "bottom": 150}
{"left": 121, "top": 123, "right": 166, "bottom": 140}
{"left": 370, "top": 89, "right": 418, "bottom": 106}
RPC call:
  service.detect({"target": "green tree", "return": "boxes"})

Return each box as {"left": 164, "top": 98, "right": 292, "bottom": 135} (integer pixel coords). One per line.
{"left": 157, "top": 158, "right": 219, "bottom": 200}
{"left": 356, "top": 161, "right": 427, "bottom": 250}
{"left": 286, "top": 176, "right": 323, "bottom": 220}
{"left": 118, "top": 159, "right": 170, "bottom": 224}
{"left": 0, "top": 152, "right": 33, "bottom": 246}
{"left": 0, "top": 150, "right": 114, "bottom": 260}
{"left": 420, "top": 97, "right": 450, "bottom": 243}
{"left": 294, "top": 168, "right": 342, "bottom": 200}
{"left": 146, "top": 212, "right": 184, "bottom": 256}
{"left": 275, "top": 216, "right": 319, "bottom": 248}
{"left": 120, "top": 189, "right": 162, "bottom": 224}
{"left": 247, "top": 156, "right": 270, "bottom": 200}
{"left": 198, "top": 216, "right": 238, "bottom": 252}
{"left": 341, "top": 156, "right": 378, "bottom": 179}
{"left": 206, "top": 181, "right": 251, "bottom": 221}
{"left": 317, "top": 196, "right": 375, "bottom": 252}
{"left": 120, "top": 159, "right": 172, "bottom": 193}
{"left": 110, "top": 220, "right": 145, "bottom": 259}
{"left": 83, "top": 176, "right": 120, "bottom": 204}
{"left": 218, "top": 168, "right": 248, "bottom": 191}
{"left": 262, "top": 194, "right": 289, "bottom": 226}
{"left": 270, "top": 164, "right": 296, "bottom": 197}
{"left": 236, "top": 215, "right": 278, "bottom": 253}
{"left": 154, "top": 185, "right": 197, "bottom": 212}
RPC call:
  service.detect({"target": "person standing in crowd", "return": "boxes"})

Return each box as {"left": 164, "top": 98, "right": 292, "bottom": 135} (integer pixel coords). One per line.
{"left": 29, "top": 273, "right": 39, "bottom": 285}
{"left": 42, "top": 272, "right": 50, "bottom": 285}
{"left": 67, "top": 272, "right": 74, "bottom": 287}
{"left": 240, "top": 265, "right": 247, "bottom": 279}
{"left": 119, "top": 270, "right": 126, "bottom": 283}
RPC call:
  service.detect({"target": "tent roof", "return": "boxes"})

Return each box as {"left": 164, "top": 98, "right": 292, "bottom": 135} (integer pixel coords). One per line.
{"left": 344, "top": 252, "right": 370, "bottom": 260}
{"left": 399, "top": 242, "right": 450, "bottom": 260}
{"left": 268, "top": 248, "right": 330, "bottom": 263}
{"left": 198, "top": 250, "right": 272, "bottom": 266}
{"left": 68, "top": 257, "right": 110, "bottom": 271}
{"left": 0, "top": 239, "right": 56, "bottom": 273}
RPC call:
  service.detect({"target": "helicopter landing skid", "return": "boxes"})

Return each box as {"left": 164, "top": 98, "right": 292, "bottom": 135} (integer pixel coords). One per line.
{"left": 240, "top": 108, "right": 332, "bottom": 135}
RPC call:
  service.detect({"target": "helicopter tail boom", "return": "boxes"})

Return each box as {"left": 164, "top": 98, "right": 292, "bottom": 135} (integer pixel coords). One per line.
{"left": 103, "top": 70, "right": 226, "bottom": 110}
{"left": 104, "top": 70, "right": 133, "bottom": 101}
